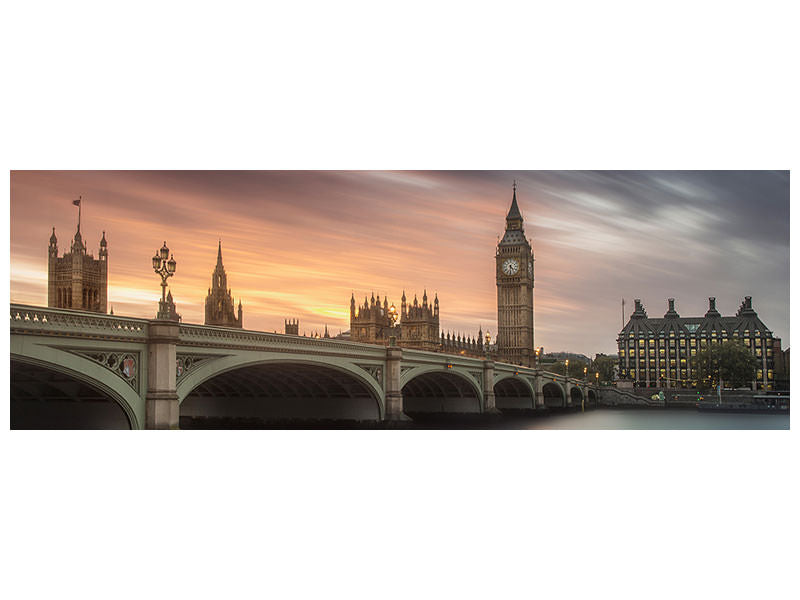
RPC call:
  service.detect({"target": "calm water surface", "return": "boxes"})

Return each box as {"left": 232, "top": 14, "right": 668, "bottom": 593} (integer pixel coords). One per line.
{"left": 181, "top": 408, "right": 790, "bottom": 429}
{"left": 519, "top": 408, "right": 789, "bottom": 430}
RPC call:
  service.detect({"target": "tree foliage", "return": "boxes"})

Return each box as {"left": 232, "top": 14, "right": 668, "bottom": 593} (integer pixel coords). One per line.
{"left": 690, "top": 340, "right": 758, "bottom": 390}
{"left": 592, "top": 354, "right": 616, "bottom": 383}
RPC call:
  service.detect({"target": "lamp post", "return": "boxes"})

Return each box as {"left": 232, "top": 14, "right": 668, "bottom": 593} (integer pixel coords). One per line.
{"left": 584, "top": 366, "right": 588, "bottom": 380}
{"left": 565, "top": 359, "right": 569, "bottom": 378}
{"left": 152, "top": 241, "right": 177, "bottom": 320}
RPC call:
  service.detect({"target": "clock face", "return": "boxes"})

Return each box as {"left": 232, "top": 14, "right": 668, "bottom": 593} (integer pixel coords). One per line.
{"left": 502, "top": 258, "right": 520, "bottom": 276}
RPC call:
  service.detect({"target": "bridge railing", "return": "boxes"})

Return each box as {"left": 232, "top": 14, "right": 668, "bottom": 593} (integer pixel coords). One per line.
{"left": 177, "top": 322, "right": 388, "bottom": 357}
{"left": 10, "top": 304, "right": 149, "bottom": 340}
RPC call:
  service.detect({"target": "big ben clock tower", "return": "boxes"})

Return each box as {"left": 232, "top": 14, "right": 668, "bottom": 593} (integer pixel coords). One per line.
{"left": 496, "top": 182, "right": 534, "bottom": 366}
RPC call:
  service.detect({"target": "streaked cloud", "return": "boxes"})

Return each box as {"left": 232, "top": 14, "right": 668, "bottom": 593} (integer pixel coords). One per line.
{"left": 9, "top": 170, "right": 789, "bottom": 354}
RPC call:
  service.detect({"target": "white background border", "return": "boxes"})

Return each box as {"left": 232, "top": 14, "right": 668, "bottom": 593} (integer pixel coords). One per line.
{"left": 2, "top": 2, "right": 797, "bottom": 599}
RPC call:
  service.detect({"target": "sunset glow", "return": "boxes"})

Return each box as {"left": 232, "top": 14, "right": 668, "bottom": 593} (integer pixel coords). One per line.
{"left": 9, "top": 171, "right": 790, "bottom": 356}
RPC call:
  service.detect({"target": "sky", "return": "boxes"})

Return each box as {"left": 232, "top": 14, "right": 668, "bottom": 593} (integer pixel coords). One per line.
{"left": 8, "top": 170, "right": 790, "bottom": 357}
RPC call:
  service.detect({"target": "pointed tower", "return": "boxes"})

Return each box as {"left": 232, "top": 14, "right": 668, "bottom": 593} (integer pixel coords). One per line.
{"left": 496, "top": 181, "right": 535, "bottom": 366}
{"left": 204, "top": 241, "right": 243, "bottom": 327}
{"left": 47, "top": 201, "right": 108, "bottom": 313}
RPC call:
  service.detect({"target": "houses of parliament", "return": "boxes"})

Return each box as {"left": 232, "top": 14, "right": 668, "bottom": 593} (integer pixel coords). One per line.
{"left": 347, "top": 183, "right": 536, "bottom": 366}
{"left": 46, "top": 185, "right": 538, "bottom": 366}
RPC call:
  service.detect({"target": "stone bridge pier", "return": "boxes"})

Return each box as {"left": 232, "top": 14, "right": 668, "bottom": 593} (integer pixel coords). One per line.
{"left": 146, "top": 320, "right": 180, "bottom": 429}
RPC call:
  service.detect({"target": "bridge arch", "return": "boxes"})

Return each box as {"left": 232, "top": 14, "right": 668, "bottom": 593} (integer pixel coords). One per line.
{"left": 400, "top": 367, "right": 483, "bottom": 416}
{"left": 569, "top": 386, "right": 584, "bottom": 406}
{"left": 541, "top": 381, "right": 566, "bottom": 408}
{"left": 493, "top": 373, "right": 536, "bottom": 410}
{"left": 10, "top": 354, "right": 140, "bottom": 429}
{"left": 177, "top": 355, "right": 385, "bottom": 424}
{"left": 587, "top": 389, "right": 597, "bottom": 406}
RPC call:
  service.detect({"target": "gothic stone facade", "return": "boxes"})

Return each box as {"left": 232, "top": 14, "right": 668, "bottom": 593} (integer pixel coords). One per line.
{"left": 204, "top": 242, "right": 243, "bottom": 328}
{"left": 496, "top": 184, "right": 535, "bottom": 366}
{"left": 48, "top": 226, "right": 107, "bottom": 313}
{"left": 349, "top": 290, "right": 440, "bottom": 351}
{"left": 617, "top": 296, "right": 779, "bottom": 391}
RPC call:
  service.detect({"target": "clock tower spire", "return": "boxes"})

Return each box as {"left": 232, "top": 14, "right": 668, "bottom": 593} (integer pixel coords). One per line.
{"left": 496, "top": 182, "right": 534, "bottom": 366}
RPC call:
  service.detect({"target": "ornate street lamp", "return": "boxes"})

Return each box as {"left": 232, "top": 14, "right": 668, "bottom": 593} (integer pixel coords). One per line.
{"left": 153, "top": 241, "right": 179, "bottom": 320}
{"left": 565, "top": 359, "right": 569, "bottom": 377}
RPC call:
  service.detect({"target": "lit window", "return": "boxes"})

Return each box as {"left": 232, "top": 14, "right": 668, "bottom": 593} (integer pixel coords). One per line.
{"left": 649, "top": 340, "right": 655, "bottom": 347}
{"left": 767, "top": 370, "right": 773, "bottom": 379}
{"left": 756, "top": 348, "right": 762, "bottom": 358}
{"left": 639, "top": 339, "right": 645, "bottom": 347}
{"left": 691, "top": 349, "right": 697, "bottom": 356}
{"left": 649, "top": 349, "right": 655, "bottom": 357}
{"left": 670, "top": 359, "right": 676, "bottom": 367}
{"left": 755, "top": 338, "right": 762, "bottom": 347}
{"left": 680, "top": 339, "right": 686, "bottom": 347}
{"left": 669, "top": 331, "right": 675, "bottom": 337}
{"left": 757, "top": 369, "right": 763, "bottom": 378}
{"left": 659, "top": 349, "right": 665, "bottom": 357}
{"left": 690, "top": 339, "right": 696, "bottom": 347}
{"left": 680, "top": 359, "right": 686, "bottom": 366}
{"left": 629, "top": 349, "right": 634, "bottom": 356}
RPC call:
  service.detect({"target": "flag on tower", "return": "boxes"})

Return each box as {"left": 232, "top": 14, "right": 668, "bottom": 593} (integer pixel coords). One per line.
{"left": 72, "top": 197, "right": 81, "bottom": 206}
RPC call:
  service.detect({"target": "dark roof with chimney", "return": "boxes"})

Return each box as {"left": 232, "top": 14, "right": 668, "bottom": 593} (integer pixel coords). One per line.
{"left": 619, "top": 297, "right": 771, "bottom": 339}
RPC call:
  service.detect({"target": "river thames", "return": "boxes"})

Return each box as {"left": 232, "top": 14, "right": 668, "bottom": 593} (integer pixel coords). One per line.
{"left": 180, "top": 408, "right": 790, "bottom": 429}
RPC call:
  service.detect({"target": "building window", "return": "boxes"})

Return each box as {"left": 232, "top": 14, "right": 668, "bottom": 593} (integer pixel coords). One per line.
{"left": 670, "top": 359, "right": 676, "bottom": 367}
{"left": 649, "top": 349, "right": 655, "bottom": 357}
{"left": 690, "top": 339, "right": 696, "bottom": 347}
{"left": 649, "top": 339, "right": 655, "bottom": 347}
{"left": 756, "top": 348, "right": 762, "bottom": 358}
{"left": 757, "top": 369, "right": 763, "bottom": 379}
{"left": 691, "top": 349, "right": 697, "bottom": 356}
{"left": 755, "top": 338, "right": 762, "bottom": 347}
{"left": 767, "top": 370, "right": 773, "bottom": 380}
{"left": 679, "top": 339, "right": 686, "bottom": 347}
{"left": 629, "top": 349, "right": 634, "bottom": 357}
{"left": 659, "top": 349, "right": 665, "bottom": 357}
{"left": 639, "top": 339, "right": 645, "bottom": 347}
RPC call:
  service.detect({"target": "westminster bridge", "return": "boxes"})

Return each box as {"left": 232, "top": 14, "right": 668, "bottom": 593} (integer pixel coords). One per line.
{"left": 10, "top": 304, "right": 599, "bottom": 429}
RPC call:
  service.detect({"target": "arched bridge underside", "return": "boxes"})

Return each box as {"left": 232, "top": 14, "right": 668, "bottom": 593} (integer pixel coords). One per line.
{"left": 10, "top": 304, "right": 599, "bottom": 428}
{"left": 542, "top": 382, "right": 566, "bottom": 408}
{"left": 494, "top": 376, "right": 536, "bottom": 411}
{"left": 11, "top": 359, "right": 133, "bottom": 429}
{"left": 402, "top": 371, "right": 482, "bottom": 416}
{"left": 181, "top": 362, "right": 382, "bottom": 423}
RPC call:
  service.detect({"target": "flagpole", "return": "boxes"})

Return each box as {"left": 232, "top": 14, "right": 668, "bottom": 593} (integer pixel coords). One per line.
{"left": 78, "top": 196, "right": 81, "bottom": 232}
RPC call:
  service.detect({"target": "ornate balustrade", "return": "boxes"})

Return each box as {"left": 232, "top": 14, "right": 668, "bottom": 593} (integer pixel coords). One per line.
{"left": 10, "top": 304, "right": 149, "bottom": 340}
